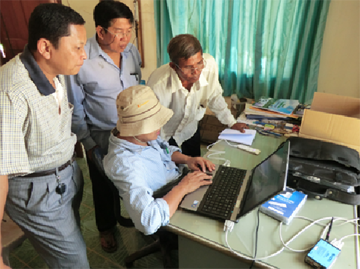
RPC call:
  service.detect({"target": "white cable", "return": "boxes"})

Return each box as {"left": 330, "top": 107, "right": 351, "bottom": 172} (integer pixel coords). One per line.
{"left": 205, "top": 140, "right": 231, "bottom": 165}
{"left": 353, "top": 205, "right": 360, "bottom": 269}
{"left": 206, "top": 152, "right": 226, "bottom": 161}
{"left": 264, "top": 216, "right": 360, "bottom": 259}
{"left": 223, "top": 139, "right": 240, "bottom": 148}
{"left": 279, "top": 217, "right": 333, "bottom": 252}
{"left": 206, "top": 140, "right": 222, "bottom": 150}
{"left": 339, "top": 233, "right": 360, "bottom": 242}
{"left": 279, "top": 216, "right": 360, "bottom": 253}
{"left": 225, "top": 229, "right": 254, "bottom": 261}
{"left": 224, "top": 215, "right": 360, "bottom": 262}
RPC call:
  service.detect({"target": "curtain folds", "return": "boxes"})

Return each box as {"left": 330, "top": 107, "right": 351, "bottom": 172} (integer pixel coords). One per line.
{"left": 153, "top": 0, "right": 330, "bottom": 104}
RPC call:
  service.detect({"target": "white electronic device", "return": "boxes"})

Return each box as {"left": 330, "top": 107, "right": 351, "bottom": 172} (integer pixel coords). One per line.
{"left": 237, "top": 144, "right": 261, "bottom": 155}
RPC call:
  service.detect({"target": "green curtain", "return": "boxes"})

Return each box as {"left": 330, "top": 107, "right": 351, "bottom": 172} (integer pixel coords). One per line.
{"left": 154, "top": 0, "right": 330, "bottom": 104}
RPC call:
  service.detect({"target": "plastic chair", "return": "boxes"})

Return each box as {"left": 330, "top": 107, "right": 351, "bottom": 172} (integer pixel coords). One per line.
{"left": 92, "top": 148, "right": 175, "bottom": 268}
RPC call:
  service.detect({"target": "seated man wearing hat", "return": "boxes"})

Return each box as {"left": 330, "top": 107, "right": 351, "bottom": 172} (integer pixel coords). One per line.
{"left": 103, "top": 85, "right": 214, "bottom": 235}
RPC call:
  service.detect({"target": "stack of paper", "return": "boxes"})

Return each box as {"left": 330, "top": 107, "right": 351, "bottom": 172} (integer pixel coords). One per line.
{"left": 218, "top": 129, "right": 256, "bottom": 146}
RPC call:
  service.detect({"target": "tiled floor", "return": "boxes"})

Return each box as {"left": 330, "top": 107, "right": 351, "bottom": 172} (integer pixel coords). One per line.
{"left": 8, "top": 156, "right": 171, "bottom": 269}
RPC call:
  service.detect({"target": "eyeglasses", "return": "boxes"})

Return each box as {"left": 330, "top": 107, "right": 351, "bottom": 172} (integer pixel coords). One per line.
{"left": 174, "top": 58, "right": 206, "bottom": 74}
{"left": 103, "top": 27, "right": 133, "bottom": 39}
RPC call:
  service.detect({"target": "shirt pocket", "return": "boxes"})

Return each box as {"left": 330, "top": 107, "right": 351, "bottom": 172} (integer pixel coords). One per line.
{"left": 123, "top": 72, "right": 139, "bottom": 88}
{"left": 194, "top": 100, "right": 208, "bottom": 121}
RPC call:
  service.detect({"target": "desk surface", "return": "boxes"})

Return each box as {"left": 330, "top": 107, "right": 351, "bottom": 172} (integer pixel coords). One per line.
{"left": 168, "top": 134, "right": 359, "bottom": 268}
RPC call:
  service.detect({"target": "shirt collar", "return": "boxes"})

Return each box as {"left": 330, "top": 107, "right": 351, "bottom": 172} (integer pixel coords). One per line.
{"left": 111, "top": 134, "right": 146, "bottom": 152}
{"left": 169, "top": 65, "right": 209, "bottom": 93}
{"left": 20, "top": 45, "right": 55, "bottom": 96}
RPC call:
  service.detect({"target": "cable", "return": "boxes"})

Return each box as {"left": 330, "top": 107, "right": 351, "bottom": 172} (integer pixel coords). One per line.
{"left": 206, "top": 140, "right": 222, "bottom": 150}
{"left": 339, "top": 233, "right": 360, "bottom": 242}
{"left": 276, "top": 216, "right": 360, "bottom": 255}
{"left": 224, "top": 229, "right": 254, "bottom": 261}
{"left": 223, "top": 215, "right": 360, "bottom": 261}
{"left": 325, "top": 217, "right": 334, "bottom": 241}
{"left": 205, "top": 140, "right": 230, "bottom": 165}
{"left": 223, "top": 139, "right": 241, "bottom": 148}
{"left": 249, "top": 208, "right": 260, "bottom": 269}
{"left": 353, "top": 205, "right": 360, "bottom": 269}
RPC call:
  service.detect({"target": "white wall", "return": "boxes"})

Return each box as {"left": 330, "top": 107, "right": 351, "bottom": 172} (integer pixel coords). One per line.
{"left": 318, "top": 0, "right": 360, "bottom": 98}
{"left": 64, "top": 0, "right": 157, "bottom": 82}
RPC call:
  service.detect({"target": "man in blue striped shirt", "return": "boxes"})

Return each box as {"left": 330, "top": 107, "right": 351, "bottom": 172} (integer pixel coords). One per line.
{"left": 65, "top": 1, "right": 141, "bottom": 253}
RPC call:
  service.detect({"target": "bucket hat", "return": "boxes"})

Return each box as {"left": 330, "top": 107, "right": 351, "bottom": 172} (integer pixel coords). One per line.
{"left": 116, "top": 85, "right": 173, "bottom": 136}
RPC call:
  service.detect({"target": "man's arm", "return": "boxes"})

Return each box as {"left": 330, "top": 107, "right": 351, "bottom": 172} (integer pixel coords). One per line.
{"left": 0, "top": 175, "right": 11, "bottom": 269}
{"left": 203, "top": 55, "right": 246, "bottom": 132}
{"left": 64, "top": 75, "right": 96, "bottom": 151}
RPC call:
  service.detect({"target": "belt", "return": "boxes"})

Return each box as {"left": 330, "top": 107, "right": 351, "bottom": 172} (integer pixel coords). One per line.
{"left": 22, "top": 154, "right": 76, "bottom": 178}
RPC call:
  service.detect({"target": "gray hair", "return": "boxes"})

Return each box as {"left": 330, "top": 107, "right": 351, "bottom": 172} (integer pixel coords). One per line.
{"left": 167, "top": 34, "right": 203, "bottom": 65}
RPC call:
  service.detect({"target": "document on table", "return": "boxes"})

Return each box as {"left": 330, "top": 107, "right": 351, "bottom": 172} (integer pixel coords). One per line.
{"left": 218, "top": 129, "right": 256, "bottom": 146}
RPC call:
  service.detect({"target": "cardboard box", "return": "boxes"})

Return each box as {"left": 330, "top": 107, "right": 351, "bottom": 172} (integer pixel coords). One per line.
{"left": 199, "top": 114, "right": 227, "bottom": 144}
{"left": 200, "top": 97, "right": 232, "bottom": 144}
{"left": 299, "top": 92, "right": 360, "bottom": 153}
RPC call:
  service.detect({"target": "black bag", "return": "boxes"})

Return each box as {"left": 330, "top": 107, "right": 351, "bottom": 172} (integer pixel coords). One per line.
{"left": 286, "top": 137, "right": 360, "bottom": 205}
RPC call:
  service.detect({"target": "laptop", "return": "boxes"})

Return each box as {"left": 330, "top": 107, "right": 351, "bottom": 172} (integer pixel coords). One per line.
{"left": 179, "top": 140, "right": 290, "bottom": 222}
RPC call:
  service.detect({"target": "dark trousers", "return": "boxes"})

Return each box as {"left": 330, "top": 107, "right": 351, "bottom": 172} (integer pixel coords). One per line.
{"left": 87, "top": 156, "right": 117, "bottom": 232}
{"left": 169, "top": 126, "right": 201, "bottom": 157}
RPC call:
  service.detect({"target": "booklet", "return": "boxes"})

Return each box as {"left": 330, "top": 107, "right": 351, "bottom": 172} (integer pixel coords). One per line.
{"left": 260, "top": 187, "right": 307, "bottom": 225}
{"left": 218, "top": 129, "right": 256, "bottom": 146}
{"left": 253, "top": 97, "right": 299, "bottom": 115}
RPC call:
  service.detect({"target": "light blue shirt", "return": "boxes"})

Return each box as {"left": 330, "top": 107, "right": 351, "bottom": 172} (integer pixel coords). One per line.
{"left": 65, "top": 35, "right": 142, "bottom": 151}
{"left": 103, "top": 134, "right": 182, "bottom": 235}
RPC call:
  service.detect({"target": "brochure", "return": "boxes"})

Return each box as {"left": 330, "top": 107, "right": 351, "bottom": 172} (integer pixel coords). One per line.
{"left": 253, "top": 97, "right": 299, "bottom": 115}
{"left": 218, "top": 129, "right": 256, "bottom": 146}
{"left": 260, "top": 187, "right": 307, "bottom": 225}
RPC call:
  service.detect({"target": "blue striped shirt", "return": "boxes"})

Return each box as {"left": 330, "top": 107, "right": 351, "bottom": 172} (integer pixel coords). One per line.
{"left": 103, "top": 134, "right": 181, "bottom": 235}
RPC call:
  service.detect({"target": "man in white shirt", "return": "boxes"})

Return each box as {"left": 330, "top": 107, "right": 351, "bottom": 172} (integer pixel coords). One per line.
{"left": 147, "top": 34, "right": 247, "bottom": 157}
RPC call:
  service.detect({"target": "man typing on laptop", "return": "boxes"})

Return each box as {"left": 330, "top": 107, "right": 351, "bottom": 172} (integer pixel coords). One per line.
{"left": 103, "top": 85, "right": 214, "bottom": 235}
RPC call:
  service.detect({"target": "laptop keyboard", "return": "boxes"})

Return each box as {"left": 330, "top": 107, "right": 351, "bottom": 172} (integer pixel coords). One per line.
{"left": 198, "top": 166, "right": 246, "bottom": 219}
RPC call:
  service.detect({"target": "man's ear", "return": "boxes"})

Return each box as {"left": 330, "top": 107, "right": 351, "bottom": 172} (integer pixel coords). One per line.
{"left": 96, "top": 26, "right": 105, "bottom": 40}
{"left": 169, "top": 62, "right": 176, "bottom": 71}
{"left": 37, "top": 38, "right": 52, "bottom": 60}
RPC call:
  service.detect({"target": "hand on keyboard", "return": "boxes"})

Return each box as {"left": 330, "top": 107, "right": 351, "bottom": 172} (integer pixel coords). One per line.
{"left": 186, "top": 157, "right": 216, "bottom": 174}
{"left": 177, "top": 171, "right": 213, "bottom": 195}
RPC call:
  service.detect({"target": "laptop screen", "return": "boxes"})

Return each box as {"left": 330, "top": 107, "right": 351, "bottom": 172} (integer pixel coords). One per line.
{"left": 238, "top": 140, "right": 290, "bottom": 217}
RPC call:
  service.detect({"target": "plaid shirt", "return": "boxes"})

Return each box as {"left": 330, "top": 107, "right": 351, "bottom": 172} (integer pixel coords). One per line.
{"left": 0, "top": 46, "right": 76, "bottom": 178}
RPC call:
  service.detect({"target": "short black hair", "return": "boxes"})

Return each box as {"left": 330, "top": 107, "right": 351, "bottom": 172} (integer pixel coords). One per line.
{"left": 27, "top": 3, "right": 85, "bottom": 51}
{"left": 94, "top": 0, "right": 134, "bottom": 29}
{"left": 167, "top": 34, "right": 203, "bottom": 65}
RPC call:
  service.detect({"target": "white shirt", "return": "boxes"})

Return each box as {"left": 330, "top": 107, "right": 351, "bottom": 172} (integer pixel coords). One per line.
{"left": 52, "top": 77, "right": 64, "bottom": 108}
{"left": 147, "top": 53, "right": 236, "bottom": 146}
